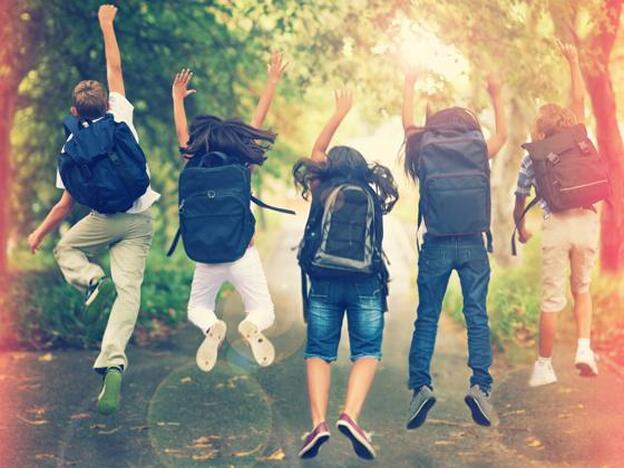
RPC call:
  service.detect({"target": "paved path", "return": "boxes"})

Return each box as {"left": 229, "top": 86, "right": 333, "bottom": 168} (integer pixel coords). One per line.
{"left": 0, "top": 216, "right": 623, "bottom": 467}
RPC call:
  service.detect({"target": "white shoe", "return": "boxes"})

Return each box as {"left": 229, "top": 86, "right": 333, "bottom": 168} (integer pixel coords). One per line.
{"left": 575, "top": 348, "right": 599, "bottom": 377}
{"left": 238, "top": 320, "right": 275, "bottom": 367}
{"left": 528, "top": 359, "right": 558, "bottom": 387}
{"left": 196, "top": 320, "right": 227, "bottom": 372}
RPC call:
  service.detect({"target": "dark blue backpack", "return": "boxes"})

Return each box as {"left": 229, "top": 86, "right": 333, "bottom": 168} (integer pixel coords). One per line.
{"left": 410, "top": 108, "right": 492, "bottom": 250}
{"left": 58, "top": 115, "right": 150, "bottom": 213}
{"left": 167, "top": 152, "right": 295, "bottom": 264}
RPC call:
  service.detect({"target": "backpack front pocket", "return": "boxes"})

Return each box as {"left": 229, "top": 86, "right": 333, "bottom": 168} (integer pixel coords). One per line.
{"left": 545, "top": 156, "right": 610, "bottom": 211}
{"left": 180, "top": 190, "right": 254, "bottom": 263}
{"left": 424, "top": 172, "right": 490, "bottom": 236}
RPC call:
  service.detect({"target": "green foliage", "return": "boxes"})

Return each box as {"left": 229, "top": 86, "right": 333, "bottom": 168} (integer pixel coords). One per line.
{"left": 5, "top": 252, "right": 194, "bottom": 349}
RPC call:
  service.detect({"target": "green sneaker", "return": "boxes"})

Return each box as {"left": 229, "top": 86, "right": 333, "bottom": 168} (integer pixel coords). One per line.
{"left": 84, "top": 278, "right": 115, "bottom": 324}
{"left": 97, "top": 367, "right": 122, "bottom": 415}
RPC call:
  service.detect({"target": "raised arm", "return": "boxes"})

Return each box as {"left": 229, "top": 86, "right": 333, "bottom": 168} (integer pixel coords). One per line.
{"left": 98, "top": 4, "right": 125, "bottom": 96}
{"left": 311, "top": 89, "right": 353, "bottom": 162}
{"left": 27, "top": 191, "right": 75, "bottom": 254}
{"left": 402, "top": 67, "right": 417, "bottom": 132}
{"left": 558, "top": 40, "right": 584, "bottom": 123}
{"left": 250, "top": 51, "right": 288, "bottom": 129}
{"left": 172, "top": 69, "right": 196, "bottom": 151}
{"left": 485, "top": 73, "right": 507, "bottom": 159}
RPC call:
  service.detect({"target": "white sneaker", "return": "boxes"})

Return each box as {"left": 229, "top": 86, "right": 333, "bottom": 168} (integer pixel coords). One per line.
{"left": 238, "top": 319, "right": 275, "bottom": 367}
{"left": 528, "top": 359, "right": 558, "bottom": 387}
{"left": 196, "top": 320, "right": 227, "bottom": 372}
{"left": 575, "top": 348, "right": 599, "bottom": 377}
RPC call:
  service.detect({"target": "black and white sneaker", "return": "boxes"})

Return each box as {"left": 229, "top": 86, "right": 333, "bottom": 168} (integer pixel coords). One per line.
{"left": 83, "top": 277, "right": 115, "bottom": 323}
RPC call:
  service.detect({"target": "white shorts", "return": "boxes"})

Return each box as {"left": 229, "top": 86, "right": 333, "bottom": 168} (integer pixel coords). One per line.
{"left": 187, "top": 247, "right": 275, "bottom": 333}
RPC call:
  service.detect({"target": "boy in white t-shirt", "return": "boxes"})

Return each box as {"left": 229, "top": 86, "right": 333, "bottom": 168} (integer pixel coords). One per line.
{"left": 27, "top": 4, "right": 158, "bottom": 415}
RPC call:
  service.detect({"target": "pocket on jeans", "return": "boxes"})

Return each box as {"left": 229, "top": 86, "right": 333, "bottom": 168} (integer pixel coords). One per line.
{"left": 354, "top": 279, "right": 381, "bottom": 300}
{"left": 309, "top": 280, "right": 330, "bottom": 299}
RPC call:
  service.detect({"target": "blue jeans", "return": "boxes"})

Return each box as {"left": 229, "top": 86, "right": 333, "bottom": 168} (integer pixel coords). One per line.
{"left": 305, "top": 276, "right": 385, "bottom": 362}
{"left": 408, "top": 234, "right": 493, "bottom": 392}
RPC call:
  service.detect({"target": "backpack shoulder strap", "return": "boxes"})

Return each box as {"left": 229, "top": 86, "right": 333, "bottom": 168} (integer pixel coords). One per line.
{"left": 167, "top": 228, "right": 182, "bottom": 257}
{"left": 511, "top": 196, "right": 541, "bottom": 256}
{"left": 63, "top": 116, "right": 81, "bottom": 139}
{"left": 250, "top": 195, "right": 295, "bottom": 215}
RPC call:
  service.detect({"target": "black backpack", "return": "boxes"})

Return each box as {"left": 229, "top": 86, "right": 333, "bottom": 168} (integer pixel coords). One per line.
{"left": 167, "top": 152, "right": 295, "bottom": 264}
{"left": 297, "top": 178, "right": 389, "bottom": 320}
{"left": 409, "top": 109, "right": 492, "bottom": 250}
{"left": 511, "top": 124, "right": 610, "bottom": 255}
{"left": 58, "top": 115, "right": 150, "bottom": 213}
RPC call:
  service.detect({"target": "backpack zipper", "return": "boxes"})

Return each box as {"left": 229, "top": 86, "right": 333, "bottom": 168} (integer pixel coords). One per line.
{"left": 559, "top": 179, "right": 609, "bottom": 192}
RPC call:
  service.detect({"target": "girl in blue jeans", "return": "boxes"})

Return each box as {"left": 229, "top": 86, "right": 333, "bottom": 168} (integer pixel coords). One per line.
{"left": 292, "top": 89, "right": 398, "bottom": 460}
{"left": 401, "top": 66, "right": 507, "bottom": 429}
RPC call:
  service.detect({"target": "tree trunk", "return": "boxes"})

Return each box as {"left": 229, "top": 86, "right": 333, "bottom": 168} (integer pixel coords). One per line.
{"left": 584, "top": 69, "right": 624, "bottom": 272}
{"left": 0, "top": 88, "right": 16, "bottom": 276}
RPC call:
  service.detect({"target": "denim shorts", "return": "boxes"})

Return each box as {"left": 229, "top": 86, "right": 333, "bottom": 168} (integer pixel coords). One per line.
{"left": 305, "top": 276, "right": 385, "bottom": 363}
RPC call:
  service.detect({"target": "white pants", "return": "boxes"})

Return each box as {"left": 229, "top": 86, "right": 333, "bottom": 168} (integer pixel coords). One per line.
{"left": 187, "top": 247, "right": 275, "bottom": 333}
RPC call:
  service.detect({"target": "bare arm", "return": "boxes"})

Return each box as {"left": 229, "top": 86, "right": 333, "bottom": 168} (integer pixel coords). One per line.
{"left": 485, "top": 73, "right": 507, "bottom": 159}
{"left": 98, "top": 4, "right": 125, "bottom": 96}
{"left": 558, "top": 41, "right": 584, "bottom": 123}
{"left": 311, "top": 89, "right": 353, "bottom": 162}
{"left": 172, "top": 69, "right": 196, "bottom": 151}
{"left": 27, "top": 191, "right": 75, "bottom": 254}
{"left": 250, "top": 51, "right": 288, "bottom": 129}
{"left": 402, "top": 67, "right": 417, "bottom": 132}
{"left": 513, "top": 194, "right": 532, "bottom": 244}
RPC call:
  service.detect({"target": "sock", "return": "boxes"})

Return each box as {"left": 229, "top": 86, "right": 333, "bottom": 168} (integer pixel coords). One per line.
{"left": 577, "top": 338, "right": 591, "bottom": 353}
{"left": 537, "top": 355, "right": 552, "bottom": 364}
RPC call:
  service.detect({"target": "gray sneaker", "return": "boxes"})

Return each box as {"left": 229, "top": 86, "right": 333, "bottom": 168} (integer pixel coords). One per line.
{"left": 464, "top": 385, "right": 499, "bottom": 427}
{"left": 406, "top": 385, "right": 436, "bottom": 429}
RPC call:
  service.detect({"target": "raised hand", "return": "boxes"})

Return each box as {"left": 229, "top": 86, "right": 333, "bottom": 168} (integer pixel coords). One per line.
{"left": 172, "top": 69, "right": 197, "bottom": 101}
{"left": 334, "top": 88, "right": 353, "bottom": 117}
{"left": 98, "top": 4, "right": 118, "bottom": 27}
{"left": 557, "top": 40, "right": 579, "bottom": 64}
{"left": 267, "top": 50, "right": 289, "bottom": 84}
{"left": 486, "top": 72, "right": 502, "bottom": 97}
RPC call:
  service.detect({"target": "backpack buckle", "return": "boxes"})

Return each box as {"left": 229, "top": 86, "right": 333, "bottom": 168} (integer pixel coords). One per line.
{"left": 546, "top": 152, "right": 560, "bottom": 165}
{"left": 577, "top": 139, "right": 591, "bottom": 155}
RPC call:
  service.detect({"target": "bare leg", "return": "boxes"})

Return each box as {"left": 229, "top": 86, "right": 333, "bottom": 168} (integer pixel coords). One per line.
{"left": 343, "top": 358, "right": 379, "bottom": 421}
{"left": 572, "top": 291, "right": 592, "bottom": 339}
{"left": 306, "top": 358, "right": 331, "bottom": 427}
{"left": 538, "top": 312, "right": 558, "bottom": 358}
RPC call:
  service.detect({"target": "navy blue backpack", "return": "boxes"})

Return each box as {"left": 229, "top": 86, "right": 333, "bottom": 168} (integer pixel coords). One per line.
{"left": 409, "top": 108, "right": 492, "bottom": 250}
{"left": 58, "top": 115, "right": 150, "bottom": 213}
{"left": 167, "top": 152, "right": 295, "bottom": 264}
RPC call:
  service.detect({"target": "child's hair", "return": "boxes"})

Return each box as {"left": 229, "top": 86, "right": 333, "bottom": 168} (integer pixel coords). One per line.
{"left": 72, "top": 80, "right": 108, "bottom": 120}
{"left": 184, "top": 115, "right": 276, "bottom": 166}
{"left": 404, "top": 106, "right": 482, "bottom": 181}
{"left": 532, "top": 103, "right": 577, "bottom": 140}
{"left": 292, "top": 145, "right": 399, "bottom": 214}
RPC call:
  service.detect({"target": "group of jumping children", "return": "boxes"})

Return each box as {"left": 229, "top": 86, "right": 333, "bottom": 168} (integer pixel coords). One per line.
{"left": 27, "top": 4, "right": 607, "bottom": 461}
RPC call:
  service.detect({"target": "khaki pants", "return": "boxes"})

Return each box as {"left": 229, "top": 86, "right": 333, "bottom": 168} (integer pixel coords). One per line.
{"left": 541, "top": 208, "right": 599, "bottom": 312}
{"left": 54, "top": 210, "right": 154, "bottom": 372}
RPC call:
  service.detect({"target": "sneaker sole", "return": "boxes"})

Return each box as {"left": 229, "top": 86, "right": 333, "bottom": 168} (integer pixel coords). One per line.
{"left": 238, "top": 321, "right": 275, "bottom": 367}
{"left": 528, "top": 377, "right": 557, "bottom": 387}
{"left": 298, "top": 432, "right": 330, "bottom": 459}
{"left": 575, "top": 362, "right": 598, "bottom": 377}
{"left": 406, "top": 396, "right": 436, "bottom": 430}
{"left": 196, "top": 321, "right": 227, "bottom": 372}
{"left": 84, "top": 279, "right": 115, "bottom": 324}
{"left": 464, "top": 395, "right": 491, "bottom": 427}
{"left": 336, "top": 421, "right": 376, "bottom": 460}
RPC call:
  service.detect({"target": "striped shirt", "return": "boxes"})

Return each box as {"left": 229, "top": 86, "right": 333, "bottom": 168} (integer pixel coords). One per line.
{"left": 515, "top": 154, "right": 552, "bottom": 216}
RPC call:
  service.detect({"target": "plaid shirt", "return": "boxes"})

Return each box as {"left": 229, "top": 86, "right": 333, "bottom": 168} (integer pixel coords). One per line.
{"left": 515, "top": 154, "right": 551, "bottom": 216}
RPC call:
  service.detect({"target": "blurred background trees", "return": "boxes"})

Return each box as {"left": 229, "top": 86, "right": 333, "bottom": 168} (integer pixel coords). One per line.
{"left": 2, "top": 0, "right": 623, "bottom": 347}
